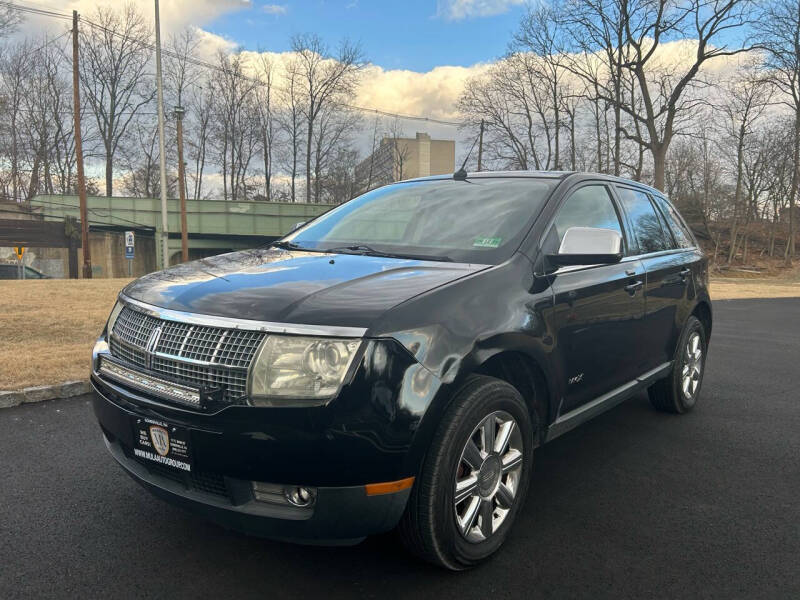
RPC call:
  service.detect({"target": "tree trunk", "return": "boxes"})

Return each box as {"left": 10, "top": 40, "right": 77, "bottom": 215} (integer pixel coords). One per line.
{"left": 105, "top": 155, "right": 113, "bottom": 197}
{"left": 569, "top": 116, "right": 576, "bottom": 170}
{"left": 652, "top": 145, "right": 667, "bottom": 192}
{"left": 262, "top": 127, "right": 271, "bottom": 201}
{"left": 727, "top": 125, "right": 746, "bottom": 264}
{"left": 594, "top": 97, "right": 602, "bottom": 172}
{"left": 552, "top": 87, "right": 560, "bottom": 171}
{"left": 786, "top": 111, "right": 800, "bottom": 265}
{"left": 305, "top": 115, "right": 314, "bottom": 203}
{"left": 742, "top": 233, "right": 749, "bottom": 264}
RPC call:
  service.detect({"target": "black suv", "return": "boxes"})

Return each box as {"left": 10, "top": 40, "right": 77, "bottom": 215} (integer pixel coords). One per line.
{"left": 91, "top": 172, "right": 711, "bottom": 569}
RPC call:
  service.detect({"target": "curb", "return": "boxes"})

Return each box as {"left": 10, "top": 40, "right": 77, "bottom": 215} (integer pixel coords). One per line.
{"left": 0, "top": 380, "right": 92, "bottom": 409}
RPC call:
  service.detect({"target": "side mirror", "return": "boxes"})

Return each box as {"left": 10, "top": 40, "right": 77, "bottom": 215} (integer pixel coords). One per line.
{"left": 546, "top": 227, "right": 623, "bottom": 267}
{"left": 289, "top": 221, "right": 306, "bottom": 233}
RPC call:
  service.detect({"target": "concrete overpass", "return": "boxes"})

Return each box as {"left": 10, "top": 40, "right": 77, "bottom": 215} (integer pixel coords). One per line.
{"left": 29, "top": 195, "right": 334, "bottom": 269}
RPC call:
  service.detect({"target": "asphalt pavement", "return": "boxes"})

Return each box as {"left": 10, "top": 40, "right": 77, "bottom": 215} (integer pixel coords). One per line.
{"left": 1, "top": 298, "right": 798, "bottom": 599}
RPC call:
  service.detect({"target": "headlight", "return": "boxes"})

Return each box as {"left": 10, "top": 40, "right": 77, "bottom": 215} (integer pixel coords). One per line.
{"left": 106, "top": 301, "right": 123, "bottom": 337}
{"left": 248, "top": 336, "right": 362, "bottom": 404}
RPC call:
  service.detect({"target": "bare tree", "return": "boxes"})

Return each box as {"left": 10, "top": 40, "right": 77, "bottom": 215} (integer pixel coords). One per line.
{"left": 121, "top": 120, "right": 176, "bottom": 198}
{"left": 279, "top": 55, "right": 304, "bottom": 202}
{"left": 561, "top": 0, "right": 627, "bottom": 175}
{"left": 561, "top": 0, "right": 756, "bottom": 191}
{"left": 358, "top": 114, "right": 383, "bottom": 193}
{"left": 757, "top": 0, "right": 800, "bottom": 263}
{"left": 386, "top": 118, "right": 411, "bottom": 181}
{"left": 459, "top": 56, "right": 545, "bottom": 170}
{"left": 210, "top": 51, "right": 260, "bottom": 201}
{"left": 164, "top": 27, "right": 200, "bottom": 109}
{"left": 253, "top": 53, "right": 278, "bottom": 201}
{"left": 290, "top": 34, "right": 364, "bottom": 203}
{"left": 0, "top": 2, "right": 22, "bottom": 38}
{"left": 714, "top": 62, "right": 772, "bottom": 263}
{"left": 513, "top": 4, "right": 568, "bottom": 169}
{"left": 187, "top": 83, "right": 213, "bottom": 200}
{"left": 0, "top": 41, "right": 32, "bottom": 202}
{"left": 79, "top": 4, "right": 154, "bottom": 197}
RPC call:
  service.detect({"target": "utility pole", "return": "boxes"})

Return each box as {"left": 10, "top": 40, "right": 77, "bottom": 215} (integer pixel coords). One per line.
{"left": 154, "top": 0, "right": 169, "bottom": 270}
{"left": 72, "top": 10, "right": 91, "bottom": 279}
{"left": 477, "top": 119, "right": 485, "bottom": 172}
{"left": 174, "top": 106, "right": 188, "bottom": 263}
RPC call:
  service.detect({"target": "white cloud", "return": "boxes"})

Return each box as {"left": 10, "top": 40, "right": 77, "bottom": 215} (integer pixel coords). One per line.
{"left": 356, "top": 63, "right": 490, "bottom": 121}
{"left": 262, "top": 4, "right": 288, "bottom": 15}
{"left": 437, "top": 0, "right": 525, "bottom": 21}
{"left": 194, "top": 27, "right": 240, "bottom": 57}
{"left": 237, "top": 49, "right": 488, "bottom": 122}
{"left": 15, "top": 0, "right": 251, "bottom": 39}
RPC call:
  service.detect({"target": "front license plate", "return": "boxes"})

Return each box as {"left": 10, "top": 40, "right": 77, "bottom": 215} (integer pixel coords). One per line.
{"left": 132, "top": 417, "right": 193, "bottom": 472}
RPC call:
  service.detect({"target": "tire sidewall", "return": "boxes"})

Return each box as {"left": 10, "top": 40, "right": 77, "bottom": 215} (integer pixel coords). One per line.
{"left": 672, "top": 316, "right": 706, "bottom": 412}
{"left": 429, "top": 380, "right": 534, "bottom": 567}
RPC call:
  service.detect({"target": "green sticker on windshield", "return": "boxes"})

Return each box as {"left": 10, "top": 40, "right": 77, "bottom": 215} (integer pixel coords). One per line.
{"left": 473, "top": 237, "right": 502, "bottom": 248}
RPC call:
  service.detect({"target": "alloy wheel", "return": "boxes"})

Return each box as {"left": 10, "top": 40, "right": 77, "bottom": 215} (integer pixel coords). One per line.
{"left": 681, "top": 332, "right": 703, "bottom": 400}
{"left": 453, "top": 410, "right": 524, "bottom": 543}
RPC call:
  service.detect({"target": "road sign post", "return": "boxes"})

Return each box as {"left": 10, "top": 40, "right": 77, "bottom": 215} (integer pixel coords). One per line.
{"left": 125, "top": 231, "right": 135, "bottom": 276}
{"left": 13, "top": 246, "right": 25, "bottom": 279}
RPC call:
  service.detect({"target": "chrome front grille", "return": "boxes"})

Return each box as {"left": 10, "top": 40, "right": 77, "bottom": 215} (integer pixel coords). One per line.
{"left": 108, "top": 305, "right": 265, "bottom": 405}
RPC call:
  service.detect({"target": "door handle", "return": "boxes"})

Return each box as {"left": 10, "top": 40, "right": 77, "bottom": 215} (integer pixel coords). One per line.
{"left": 679, "top": 268, "right": 691, "bottom": 280}
{"left": 625, "top": 280, "right": 643, "bottom": 295}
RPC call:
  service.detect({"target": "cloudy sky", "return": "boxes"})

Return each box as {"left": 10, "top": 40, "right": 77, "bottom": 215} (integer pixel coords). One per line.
{"left": 16, "top": 0, "right": 528, "bottom": 125}
{"left": 214, "top": 0, "right": 526, "bottom": 71}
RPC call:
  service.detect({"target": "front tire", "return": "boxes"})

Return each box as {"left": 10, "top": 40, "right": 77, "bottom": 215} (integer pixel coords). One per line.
{"left": 398, "top": 375, "right": 535, "bottom": 570}
{"left": 648, "top": 315, "right": 707, "bottom": 414}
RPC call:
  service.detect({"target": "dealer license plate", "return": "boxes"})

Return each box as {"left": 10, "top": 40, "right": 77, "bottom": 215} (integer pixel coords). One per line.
{"left": 131, "top": 417, "right": 193, "bottom": 472}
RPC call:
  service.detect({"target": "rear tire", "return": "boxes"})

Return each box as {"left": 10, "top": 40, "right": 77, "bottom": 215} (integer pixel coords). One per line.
{"left": 398, "top": 375, "right": 535, "bottom": 570}
{"left": 648, "top": 315, "right": 706, "bottom": 414}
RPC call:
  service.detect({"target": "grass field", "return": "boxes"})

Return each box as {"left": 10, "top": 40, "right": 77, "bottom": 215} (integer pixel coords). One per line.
{"left": 0, "top": 279, "right": 131, "bottom": 391}
{"left": 1, "top": 276, "right": 798, "bottom": 391}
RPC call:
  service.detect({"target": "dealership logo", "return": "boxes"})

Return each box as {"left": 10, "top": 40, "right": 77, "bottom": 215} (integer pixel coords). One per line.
{"left": 149, "top": 425, "right": 170, "bottom": 457}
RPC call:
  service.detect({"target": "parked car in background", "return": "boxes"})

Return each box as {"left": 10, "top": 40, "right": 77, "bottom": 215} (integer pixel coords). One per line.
{"left": 0, "top": 263, "right": 50, "bottom": 279}
{"left": 91, "top": 171, "right": 711, "bottom": 569}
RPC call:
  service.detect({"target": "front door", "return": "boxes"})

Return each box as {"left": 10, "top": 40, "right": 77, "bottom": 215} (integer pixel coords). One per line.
{"left": 544, "top": 184, "right": 647, "bottom": 414}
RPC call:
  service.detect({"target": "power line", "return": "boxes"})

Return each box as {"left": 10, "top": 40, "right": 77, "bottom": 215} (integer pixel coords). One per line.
{"left": 1, "top": 0, "right": 465, "bottom": 127}
{"left": 0, "top": 1, "right": 70, "bottom": 21}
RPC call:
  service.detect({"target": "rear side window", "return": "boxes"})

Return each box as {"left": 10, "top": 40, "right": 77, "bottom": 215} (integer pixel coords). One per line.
{"left": 652, "top": 195, "right": 695, "bottom": 248}
{"left": 616, "top": 187, "right": 672, "bottom": 253}
{"left": 551, "top": 185, "right": 624, "bottom": 250}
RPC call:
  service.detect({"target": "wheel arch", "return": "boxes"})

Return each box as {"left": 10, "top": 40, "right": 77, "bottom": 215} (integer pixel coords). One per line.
{"left": 692, "top": 300, "right": 713, "bottom": 340}
{"left": 474, "top": 350, "right": 551, "bottom": 442}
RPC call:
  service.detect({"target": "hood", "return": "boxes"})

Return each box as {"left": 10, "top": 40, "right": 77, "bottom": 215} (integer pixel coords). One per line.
{"left": 122, "top": 248, "right": 488, "bottom": 330}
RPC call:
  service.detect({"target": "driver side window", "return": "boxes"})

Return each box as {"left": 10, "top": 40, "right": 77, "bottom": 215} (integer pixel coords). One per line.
{"left": 545, "top": 185, "right": 624, "bottom": 254}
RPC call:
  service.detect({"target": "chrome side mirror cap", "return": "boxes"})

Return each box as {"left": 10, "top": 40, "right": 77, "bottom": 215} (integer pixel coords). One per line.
{"left": 547, "top": 227, "right": 623, "bottom": 267}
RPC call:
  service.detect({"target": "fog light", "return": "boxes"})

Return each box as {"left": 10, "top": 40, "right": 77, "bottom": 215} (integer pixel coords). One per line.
{"left": 284, "top": 485, "right": 316, "bottom": 507}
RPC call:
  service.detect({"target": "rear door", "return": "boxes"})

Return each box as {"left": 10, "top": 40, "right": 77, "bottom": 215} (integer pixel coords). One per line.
{"left": 545, "top": 183, "right": 646, "bottom": 414}
{"left": 614, "top": 186, "right": 695, "bottom": 371}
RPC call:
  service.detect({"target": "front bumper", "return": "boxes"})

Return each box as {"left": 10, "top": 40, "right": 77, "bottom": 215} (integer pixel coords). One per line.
{"left": 92, "top": 378, "right": 414, "bottom": 543}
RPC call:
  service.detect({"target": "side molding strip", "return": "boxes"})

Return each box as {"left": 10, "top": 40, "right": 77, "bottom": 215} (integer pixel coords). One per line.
{"left": 546, "top": 362, "right": 673, "bottom": 442}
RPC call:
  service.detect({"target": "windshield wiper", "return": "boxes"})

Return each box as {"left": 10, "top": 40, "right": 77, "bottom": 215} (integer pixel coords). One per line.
{"left": 270, "top": 240, "right": 306, "bottom": 251}
{"left": 325, "top": 245, "right": 453, "bottom": 262}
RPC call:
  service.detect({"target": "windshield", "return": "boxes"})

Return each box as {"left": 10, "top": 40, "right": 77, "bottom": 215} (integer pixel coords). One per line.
{"left": 283, "top": 178, "right": 556, "bottom": 264}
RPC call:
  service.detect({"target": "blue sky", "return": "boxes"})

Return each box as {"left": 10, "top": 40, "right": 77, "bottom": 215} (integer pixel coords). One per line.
{"left": 208, "top": 1, "right": 527, "bottom": 71}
